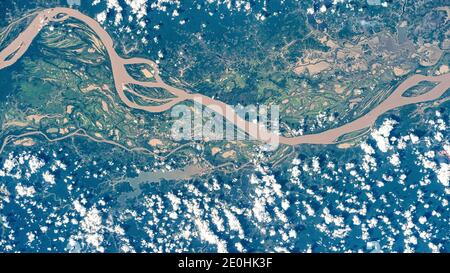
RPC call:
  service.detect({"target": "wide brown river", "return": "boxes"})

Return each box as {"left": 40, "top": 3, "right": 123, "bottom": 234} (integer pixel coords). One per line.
{"left": 1, "top": 8, "right": 449, "bottom": 145}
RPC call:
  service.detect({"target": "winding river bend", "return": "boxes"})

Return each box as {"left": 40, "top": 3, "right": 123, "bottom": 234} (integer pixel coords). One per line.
{"left": 1, "top": 8, "right": 449, "bottom": 146}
